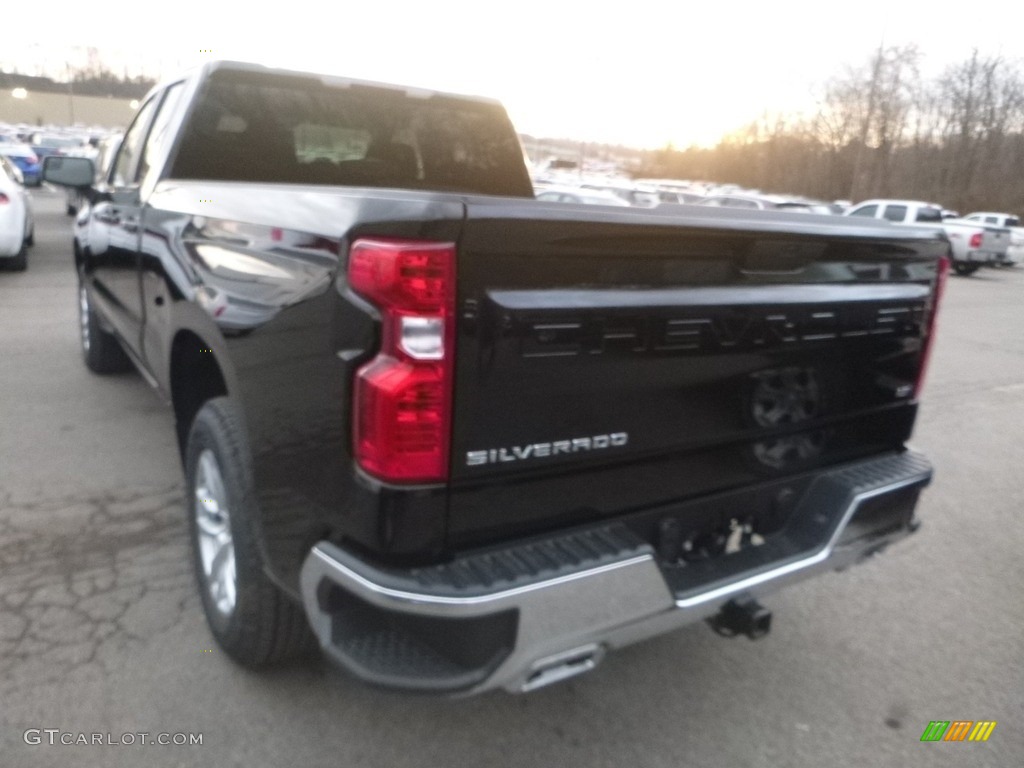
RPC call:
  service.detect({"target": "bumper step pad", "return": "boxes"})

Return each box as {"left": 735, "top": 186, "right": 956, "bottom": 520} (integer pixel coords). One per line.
{"left": 301, "top": 450, "right": 931, "bottom": 694}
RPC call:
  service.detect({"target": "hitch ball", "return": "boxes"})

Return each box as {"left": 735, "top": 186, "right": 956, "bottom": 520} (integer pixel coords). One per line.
{"left": 708, "top": 597, "right": 772, "bottom": 640}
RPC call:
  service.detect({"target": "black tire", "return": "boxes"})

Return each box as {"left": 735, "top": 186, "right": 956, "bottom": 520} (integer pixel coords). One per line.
{"left": 25, "top": 225, "right": 34, "bottom": 247}
{"left": 79, "top": 280, "right": 132, "bottom": 373}
{"left": 8, "top": 241, "right": 27, "bottom": 271}
{"left": 952, "top": 262, "right": 980, "bottom": 276}
{"left": 185, "top": 397, "right": 315, "bottom": 667}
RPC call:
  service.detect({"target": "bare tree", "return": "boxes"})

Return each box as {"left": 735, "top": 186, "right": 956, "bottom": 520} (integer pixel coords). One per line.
{"left": 635, "top": 46, "right": 1024, "bottom": 213}
{"left": 932, "top": 51, "right": 1024, "bottom": 209}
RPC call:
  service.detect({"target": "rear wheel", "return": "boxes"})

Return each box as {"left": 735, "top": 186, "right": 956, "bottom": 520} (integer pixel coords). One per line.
{"left": 79, "top": 280, "right": 132, "bottom": 373}
{"left": 952, "top": 262, "right": 980, "bottom": 276}
{"left": 185, "top": 397, "right": 315, "bottom": 667}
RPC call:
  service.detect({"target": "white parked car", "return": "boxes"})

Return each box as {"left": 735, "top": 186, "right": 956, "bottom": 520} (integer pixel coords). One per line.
{"left": 962, "top": 212, "right": 1023, "bottom": 266}
{"left": 578, "top": 183, "right": 660, "bottom": 207}
{"left": 698, "top": 194, "right": 836, "bottom": 214}
{"left": 535, "top": 185, "right": 631, "bottom": 206}
{"left": 0, "top": 154, "right": 33, "bottom": 270}
{"left": 845, "top": 199, "right": 1011, "bottom": 276}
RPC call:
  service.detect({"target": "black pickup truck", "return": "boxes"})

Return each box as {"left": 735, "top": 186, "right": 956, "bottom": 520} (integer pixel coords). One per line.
{"left": 44, "top": 61, "right": 947, "bottom": 695}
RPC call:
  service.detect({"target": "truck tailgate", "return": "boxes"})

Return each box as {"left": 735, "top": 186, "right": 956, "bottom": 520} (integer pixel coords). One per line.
{"left": 982, "top": 227, "right": 1011, "bottom": 255}
{"left": 447, "top": 203, "right": 947, "bottom": 545}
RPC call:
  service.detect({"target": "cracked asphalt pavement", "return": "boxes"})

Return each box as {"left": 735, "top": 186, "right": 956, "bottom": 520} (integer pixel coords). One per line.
{"left": 1, "top": 189, "right": 1021, "bottom": 767}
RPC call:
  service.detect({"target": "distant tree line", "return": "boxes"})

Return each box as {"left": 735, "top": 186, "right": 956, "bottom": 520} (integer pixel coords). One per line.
{"left": 0, "top": 70, "right": 154, "bottom": 100}
{"left": 68, "top": 71, "right": 156, "bottom": 99}
{"left": 637, "top": 47, "right": 1024, "bottom": 213}
{"left": 2, "top": 47, "right": 155, "bottom": 99}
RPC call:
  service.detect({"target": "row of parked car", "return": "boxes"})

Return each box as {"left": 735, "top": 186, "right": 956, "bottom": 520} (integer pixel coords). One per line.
{"left": 533, "top": 176, "right": 1023, "bottom": 274}
{"left": 534, "top": 176, "right": 844, "bottom": 212}
{"left": 0, "top": 123, "right": 115, "bottom": 188}
{"left": 0, "top": 123, "right": 124, "bottom": 271}
{"left": 3, "top": 137, "right": 1021, "bottom": 275}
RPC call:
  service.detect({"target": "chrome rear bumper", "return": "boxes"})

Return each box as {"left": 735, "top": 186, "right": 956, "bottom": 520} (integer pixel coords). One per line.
{"left": 300, "top": 450, "right": 931, "bottom": 695}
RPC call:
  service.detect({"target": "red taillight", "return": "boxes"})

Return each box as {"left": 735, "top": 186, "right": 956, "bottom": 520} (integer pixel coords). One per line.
{"left": 28, "top": 155, "right": 39, "bottom": 164}
{"left": 349, "top": 238, "right": 456, "bottom": 483}
{"left": 969, "top": 232, "right": 983, "bottom": 249}
{"left": 0, "top": 193, "right": 9, "bottom": 205}
{"left": 914, "top": 255, "right": 949, "bottom": 398}
{"left": 349, "top": 240, "right": 451, "bottom": 313}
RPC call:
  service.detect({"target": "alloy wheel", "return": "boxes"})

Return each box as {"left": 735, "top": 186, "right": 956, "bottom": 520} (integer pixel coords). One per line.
{"left": 194, "top": 449, "right": 237, "bottom": 616}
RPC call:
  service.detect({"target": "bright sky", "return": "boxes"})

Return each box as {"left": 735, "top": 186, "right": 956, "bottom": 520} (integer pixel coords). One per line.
{"left": 8, "top": 0, "right": 1022, "bottom": 148}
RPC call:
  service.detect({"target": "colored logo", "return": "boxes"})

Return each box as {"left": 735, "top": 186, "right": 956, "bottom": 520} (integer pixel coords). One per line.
{"left": 920, "top": 720, "right": 996, "bottom": 742}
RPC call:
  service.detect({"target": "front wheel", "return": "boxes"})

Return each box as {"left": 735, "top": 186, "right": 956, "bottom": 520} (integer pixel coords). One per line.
{"left": 79, "top": 280, "right": 132, "bottom": 373}
{"left": 8, "top": 241, "right": 27, "bottom": 271}
{"left": 185, "top": 398, "right": 315, "bottom": 667}
{"left": 952, "top": 262, "right": 980, "bottom": 276}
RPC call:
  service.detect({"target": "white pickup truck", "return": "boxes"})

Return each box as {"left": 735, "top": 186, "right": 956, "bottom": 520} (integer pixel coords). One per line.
{"left": 845, "top": 199, "right": 1011, "bottom": 275}
{"left": 963, "top": 212, "right": 1023, "bottom": 266}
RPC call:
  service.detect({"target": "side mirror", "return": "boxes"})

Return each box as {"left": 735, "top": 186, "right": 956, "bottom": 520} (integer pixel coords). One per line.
{"left": 42, "top": 155, "right": 95, "bottom": 187}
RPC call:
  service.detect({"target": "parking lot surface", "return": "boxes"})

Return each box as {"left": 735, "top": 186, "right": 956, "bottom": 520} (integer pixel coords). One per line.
{"left": 1, "top": 188, "right": 1021, "bottom": 767}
